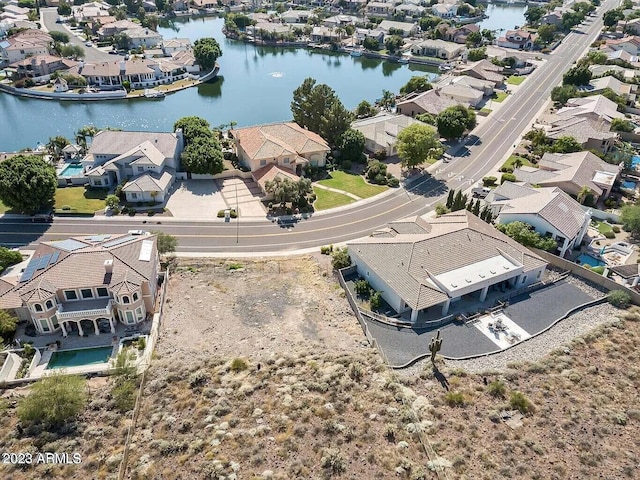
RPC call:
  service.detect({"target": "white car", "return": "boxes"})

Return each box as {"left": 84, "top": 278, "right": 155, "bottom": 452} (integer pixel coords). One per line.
{"left": 85, "top": 41, "right": 93, "bottom": 47}
{"left": 128, "top": 230, "right": 148, "bottom": 236}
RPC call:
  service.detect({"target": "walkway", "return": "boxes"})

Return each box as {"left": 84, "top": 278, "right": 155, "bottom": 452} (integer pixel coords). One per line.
{"left": 313, "top": 183, "right": 362, "bottom": 200}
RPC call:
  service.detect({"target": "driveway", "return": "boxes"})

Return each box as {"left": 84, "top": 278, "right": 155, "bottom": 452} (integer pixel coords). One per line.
{"left": 165, "top": 180, "right": 229, "bottom": 219}
{"left": 216, "top": 178, "right": 266, "bottom": 218}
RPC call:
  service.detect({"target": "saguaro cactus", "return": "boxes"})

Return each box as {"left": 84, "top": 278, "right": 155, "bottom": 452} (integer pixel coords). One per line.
{"left": 429, "top": 330, "right": 443, "bottom": 363}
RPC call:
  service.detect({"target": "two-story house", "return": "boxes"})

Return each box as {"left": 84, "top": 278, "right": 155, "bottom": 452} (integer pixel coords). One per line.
{"left": 497, "top": 30, "right": 536, "bottom": 50}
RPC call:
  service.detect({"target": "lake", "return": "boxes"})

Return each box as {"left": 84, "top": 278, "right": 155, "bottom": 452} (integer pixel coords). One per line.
{"left": 0, "top": 5, "right": 527, "bottom": 151}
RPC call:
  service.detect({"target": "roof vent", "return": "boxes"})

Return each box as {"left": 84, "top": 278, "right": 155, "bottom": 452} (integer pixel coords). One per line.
{"left": 490, "top": 270, "right": 496, "bottom": 274}
{"left": 466, "top": 278, "right": 472, "bottom": 283}
{"left": 503, "top": 265, "right": 510, "bottom": 270}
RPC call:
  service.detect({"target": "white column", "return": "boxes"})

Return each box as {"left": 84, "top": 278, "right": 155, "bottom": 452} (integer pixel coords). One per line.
{"left": 479, "top": 285, "right": 489, "bottom": 303}
{"left": 93, "top": 319, "right": 100, "bottom": 336}
{"left": 441, "top": 299, "right": 451, "bottom": 316}
{"left": 633, "top": 277, "right": 639, "bottom": 288}
{"left": 60, "top": 322, "right": 67, "bottom": 337}
{"left": 410, "top": 309, "right": 419, "bottom": 322}
{"left": 77, "top": 321, "right": 84, "bottom": 337}
{"left": 109, "top": 317, "right": 116, "bottom": 334}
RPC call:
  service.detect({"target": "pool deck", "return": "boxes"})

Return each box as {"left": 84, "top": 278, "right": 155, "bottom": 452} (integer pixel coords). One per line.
{"left": 29, "top": 345, "right": 118, "bottom": 379}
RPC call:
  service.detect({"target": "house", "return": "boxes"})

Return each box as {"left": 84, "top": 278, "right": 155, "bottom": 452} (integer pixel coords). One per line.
{"left": 396, "top": 88, "right": 467, "bottom": 117}
{"left": 437, "top": 24, "right": 479, "bottom": 44}
{"left": 9, "top": 55, "right": 77, "bottom": 81}
{"left": 410, "top": 39, "right": 464, "bottom": 60}
{"left": 431, "top": 2, "right": 458, "bottom": 19}
{"left": 281, "top": 9, "right": 314, "bottom": 24}
{"left": 601, "top": 36, "right": 640, "bottom": 56}
{"left": 378, "top": 20, "right": 419, "bottom": 37}
{"left": 605, "top": 49, "right": 639, "bottom": 64}
{"left": 351, "top": 112, "right": 423, "bottom": 156}
{"left": 434, "top": 78, "right": 486, "bottom": 107}
{"left": 230, "top": 122, "right": 330, "bottom": 178}
{"left": 161, "top": 38, "right": 191, "bottom": 56}
{"left": 142, "top": 0, "right": 157, "bottom": 12}
{"left": 72, "top": 1, "right": 111, "bottom": 22}
{"left": 83, "top": 129, "right": 184, "bottom": 203}
{"left": 486, "top": 182, "right": 591, "bottom": 258}
{"left": 394, "top": 3, "right": 425, "bottom": 18}
{"left": 53, "top": 76, "right": 68, "bottom": 92}
{"left": 322, "top": 15, "right": 362, "bottom": 28}
{"left": 497, "top": 30, "right": 536, "bottom": 50}
{"left": 67, "top": 58, "right": 188, "bottom": 88}
{"left": 437, "top": 74, "right": 494, "bottom": 97}
{"left": 169, "top": 49, "right": 199, "bottom": 74}
{"left": 458, "top": 59, "right": 505, "bottom": 86}
{"left": 355, "top": 27, "right": 385, "bottom": 46}
{"left": 618, "top": 18, "right": 640, "bottom": 35}
{"left": 0, "top": 233, "right": 160, "bottom": 336}
{"left": 0, "top": 30, "right": 52, "bottom": 64}
{"left": 588, "top": 75, "right": 637, "bottom": 107}
{"left": 512, "top": 151, "right": 621, "bottom": 203}
{"left": 539, "top": 11, "right": 563, "bottom": 27}
{"left": 588, "top": 64, "right": 636, "bottom": 80}
{"left": 62, "top": 143, "right": 82, "bottom": 160}
{"left": 311, "top": 26, "right": 344, "bottom": 43}
{"left": 122, "top": 28, "right": 163, "bottom": 49}
{"left": 347, "top": 210, "right": 547, "bottom": 322}
{"left": 97, "top": 19, "right": 140, "bottom": 40}
{"left": 366, "top": 2, "right": 393, "bottom": 17}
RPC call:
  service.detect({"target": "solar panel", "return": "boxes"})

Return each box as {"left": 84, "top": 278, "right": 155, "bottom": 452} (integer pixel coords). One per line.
{"left": 36, "top": 254, "right": 52, "bottom": 270}
{"left": 51, "top": 239, "right": 87, "bottom": 252}
{"left": 20, "top": 259, "right": 39, "bottom": 282}
{"left": 85, "top": 235, "right": 111, "bottom": 242}
{"left": 102, "top": 235, "right": 137, "bottom": 248}
{"left": 49, "top": 251, "right": 60, "bottom": 266}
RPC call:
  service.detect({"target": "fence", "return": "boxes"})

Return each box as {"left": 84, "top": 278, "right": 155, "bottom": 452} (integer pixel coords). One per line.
{"left": 175, "top": 169, "right": 253, "bottom": 181}
{"left": 531, "top": 248, "right": 640, "bottom": 305}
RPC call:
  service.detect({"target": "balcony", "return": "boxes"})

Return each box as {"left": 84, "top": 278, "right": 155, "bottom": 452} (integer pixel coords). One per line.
{"left": 56, "top": 299, "right": 113, "bottom": 320}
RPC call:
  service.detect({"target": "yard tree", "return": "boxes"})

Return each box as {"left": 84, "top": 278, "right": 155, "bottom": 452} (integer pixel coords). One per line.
{"left": 562, "top": 11, "right": 584, "bottom": 31}
{"left": 379, "top": 89, "right": 396, "bottom": 111}
{"left": 0, "top": 310, "right": 17, "bottom": 345}
{"left": 399, "top": 76, "right": 432, "bottom": 96}
{"left": 384, "top": 35, "right": 404, "bottom": 54}
{"left": 339, "top": 129, "right": 366, "bottom": 163}
{"left": 573, "top": 1, "right": 595, "bottom": 15}
{"left": 481, "top": 29, "right": 494, "bottom": 42}
{"left": 551, "top": 84, "right": 578, "bottom": 105}
{"left": 563, "top": 66, "right": 592, "bottom": 86}
{"left": 436, "top": 105, "right": 477, "bottom": 140}
{"left": 467, "top": 47, "right": 487, "bottom": 61}
{"left": 321, "top": 100, "right": 354, "bottom": 148}
{"left": 415, "top": 112, "right": 436, "bottom": 125}
{"left": 75, "top": 125, "right": 98, "bottom": 152}
{"left": 0, "top": 155, "right": 56, "bottom": 215}
{"left": 57, "top": 1, "right": 71, "bottom": 15}
{"left": 611, "top": 118, "right": 635, "bottom": 132}
{"left": 524, "top": 6, "right": 545, "bottom": 25}
{"left": 603, "top": 8, "right": 624, "bottom": 27}
{"left": 396, "top": 123, "right": 442, "bottom": 169}
{"left": 496, "top": 221, "right": 557, "bottom": 251}
{"left": 113, "top": 32, "right": 131, "bottom": 51}
{"left": 355, "top": 100, "right": 378, "bottom": 118}
{"left": 50, "top": 31, "right": 70, "bottom": 44}
{"left": 105, "top": 194, "right": 120, "bottom": 210}
{"left": 18, "top": 373, "right": 87, "bottom": 429}
{"left": 537, "top": 24, "right": 556, "bottom": 44}
{"left": 174, "top": 116, "right": 211, "bottom": 143}
{"left": 418, "top": 16, "right": 441, "bottom": 30}
{"left": 180, "top": 136, "right": 224, "bottom": 174}
{"left": 331, "top": 247, "right": 351, "bottom": 270}
{"left": 152, "top": 231, "right": 178, "bottom": 254}
{"left": 193, "top": 37, "right": 223, "bottom": 71}
{"left": 465, "top": 31, "right": 482, "bottom": 47}
{"left": 362, "top": 36, "right": 380, "bottom": 50}
{"left": 0, "top": 247, "right": 22, "bottom": 273}
{"left": 46, "top": 135, "right": 70, "bottom": 161}
{"left": 621, "top": 204, "right": 640, "bottom": 236}
{"left": 550, "top": 135, "right": 582, "bottom": 153}
{"left": 264, "top": 177, "right": 301, "bottom": 205}
{"left": 578, "top": 50, "right": 608, "bottom": 66}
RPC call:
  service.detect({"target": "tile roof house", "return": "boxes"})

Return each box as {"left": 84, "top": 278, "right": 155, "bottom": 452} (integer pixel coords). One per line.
{"left": 588, "top": 64, "right": 636, "bottom": 80}
{"left": 67, "top": 58, "right": 188, "bottom": 89}
{"left": 437, "top": 24, "right": 480, "bottom": 44}
{"left": 396, "top": 88, "right": 468, "bottom": 117}
{"left": 9, "top": 54, "right": 77, "bottom": 81}
{"left": 431, "top": 2, "right": 458, "bottom": 19}
{"left": 587, "top": 75, "right": 637, "bottom": 107}
{"left": 351, "top": 112, "right": 423, "bottom": 156}
{"left": 497, "top": 30, "right": 536, "bottom": 50}
{"left": 410, "top": 39, "right": 464, "bottom": 60}
{"left": 83, "top": 130, "right": 184, "bottom": 203}
{"left": 121, "top": 27, "right": 163, "bottom": 49}
{"left": 230, "top": 122, "right": 330, "bottom": 192}
{"left": 486, "top": 182, "right": 591, "bottom": 257}
{"left": 378, "top": 20, "right": 419, "bottom": 37}
{"left": 348, "top": 210, "right": 547, "bottom": 322}
{"left": 458, "top": 59, "right": 505, "bottom": 86}
{"left": 0, "top": 234, "right": 160, "bottom": 336}
{"left": 97, "top": 19, "right": 139, "bottom": 39}
{"left": 0, "top": 30, "right": 52, "bottom": 64}
{"left": 366, "top": 2, "right": 394, "bottom": 17}
{"left": 512, "top": 151, "right": 621, "bottom": 203}
{"left": 601, "top": 36, "right": 640, "bottom": 56}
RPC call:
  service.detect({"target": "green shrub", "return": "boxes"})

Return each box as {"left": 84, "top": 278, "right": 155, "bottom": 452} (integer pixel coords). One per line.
{"left": 435, "top": 204, "right": 449, "bottom": 216}
{"left": 487, "top": 380, "right": 506, "bottom": 398}
{"left": 230, "top": 357, "right": 249, "bottom": 372}
{"left": 483, "top": 176, "right": 497, "bottom": 187}
{"left": 370, "top": 291, "right": 382, "bottom": 310}
{"left": 341, "top": 159, "right": 352, "bottom": 171}
{"left": 354, "top": 279, "right": 371, "bottom": 296}
{"left": 387, "top": 177, "right": 400, "bottom": 187}
{"left": 444, "top": 391, "right": 466, "bottom": 407}
{"left": 509, "top": 391, "right": 534, "bottom": 414}
{"left": 501, "top": 173, "right": 516, "bottom": 184}
{"left": 612, "top": 225, "right": 621, "bottom": 233}
{"left": 603, "top": 230, "right": 615, "bottom": 239}
{"left": 137, "top": 337, "right": 146, "bottom": 350}
{"left": 111, "top": 378, "right": 137, "bottom": 413}
{"left": 608, "top": 290, "right": 631, "bottom": 309}
{"left": 188, "top": 370, "right": 209, "bottom": 388}
{"left": 227, "top": 263, "right": 243, "bottom": 270}
{"left": 320, "top": 245, "right": 333, "bottom": 255}
{"left": 331, "top": 247, "right": 351, "bottom": 270}
{"left": 18, "top": 373, "right": 87, "bottom": 427}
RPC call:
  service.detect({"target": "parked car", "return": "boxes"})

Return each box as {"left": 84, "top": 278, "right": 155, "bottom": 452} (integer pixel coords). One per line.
{"left": 85, "top": 41, "right": 93, "bottom": 47}
{"left": 31, "top": 209, "right": 53, "bottom": 222}
{"left": 128, "top": 230, "right": 149, "bottom": 235}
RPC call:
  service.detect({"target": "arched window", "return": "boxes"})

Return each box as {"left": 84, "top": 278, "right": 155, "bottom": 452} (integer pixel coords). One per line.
{"left": 122, "top": 295, "right": 130, "bottom": 304}
{"left": 34, "top": 303, "right": 43, "bottom": 312}
{"left": 133, "top": 292, "right": 139, "bottom": 301}
{"left": 45, "top": 300, "right": 54, "bottom": 310}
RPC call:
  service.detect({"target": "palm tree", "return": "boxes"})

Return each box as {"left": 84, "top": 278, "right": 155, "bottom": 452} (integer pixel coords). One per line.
{"left": 577, "top": 185, "right": 592, "bottom": 205}
{"left": 75, "top": 125, "right": 98, "bottom": 153}
{"left": 513, "top": 157, "right": 524, "bottom": 169}
{"left": 379, "top": 90, "right": 396, "bottom": 111}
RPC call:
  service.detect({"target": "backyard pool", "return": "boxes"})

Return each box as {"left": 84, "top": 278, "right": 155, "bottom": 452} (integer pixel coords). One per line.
{"left": 633, "top": 156, "right": 640, "bottom": 168}
{"left": 59, "top": 163, "right": 85, "bottom": 178}
{"left": 46, "top": 346, "right": 114, "bottom": 369}
{"left": 622, "top": 180, "right": 637, "bottom": 190}
{"left": 576, "top": 253, "right": 606, "bottom": 268}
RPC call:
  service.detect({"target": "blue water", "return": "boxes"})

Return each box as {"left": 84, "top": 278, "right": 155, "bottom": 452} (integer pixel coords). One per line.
{"left": 576, "top": 254, "right": 606, "bottom": 268}
{"left": 632, "top": 156, "right": 640, "bottom": 168}
{"left": 622, "top": 180, "right": 637, "bottom": 190}
{"left": 46, "top": 346, "right": 113, "bottom": 369}
{"left": 59, "top": 164, "right": 84, "bottom": 177}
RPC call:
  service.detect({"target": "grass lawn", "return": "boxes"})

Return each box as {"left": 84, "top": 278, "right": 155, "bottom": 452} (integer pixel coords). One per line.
{"left": 313, "top": 187, "right": 356, "bottom": 211}
{"left": 501, "top": 154, "right": 534, "bottom": 171}
{"left": 0, "top": 199, "right": 9, "bottom": 214}
{"left": 493, "top": 92, "right": 509, "bottom": 103}
{"left": 506, "top": 75, "right": 526, "bottom": 86}
{"left": 55, "top": 187, "right": 108, "bottom": 213}
{"left": 317, "top": 171, "right": 387, "bottom": 198}
{"left": 595, "top": 220, "right": 613, "bottom": 235}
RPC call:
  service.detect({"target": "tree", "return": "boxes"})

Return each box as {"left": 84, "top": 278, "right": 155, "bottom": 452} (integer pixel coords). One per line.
{"left": 611, "top": 118, "right": 635, "bottom": 132}
{"left": 113, "top": 32, "right": 131, "bottom": 51}
{"left": 577, "top": 50, "right": 608, "bottom": 66}
{"left": 0, "top": 155, "right": 56, "bottom": 215}
{"left": 415, "top": 113, "right": 436, "bottom": 125}
{"left": 0, "top": 310, "right": 17, "bottom": 345}
{"left": 264, "top": 177, "right": 310, "bottom": 205}
{"left": 525, "top": 6, "right": 545, "bottom": 25}
{"left": 537, "top": 24, "right": 556, "bottom": 44}
{"left": 152, "top": 231, "right": 177, "bottom": 254}
{"left": 496, "top": 221, "right": 558, "bottom": 251}
{"left": 621, "top": 204, "right": 640, "bottom": 236}
{"left": 551, "top": 84, "right": 578, "bottom": 105}
{"left": 608, "top": 290, "right": 631, "bottom": 308}
{"left": 46, "top": 135, "right": 70, "bottom": 161}
{"left": 181, "top": 137, "right": 224, "bottom": 174}
{"left": 0, "top": 247, "right": 22, "bottom": 273}
{"left": 378, "top": 90, "right": 396, "bottom": 111}
{"left": 57, "top": 1, "right": 72, "bottom": 16}
{"left": 396, "top": 123, "right": 442, "bottom": 169}
{"left": 142, "top": 14, "right": 159, "bottom": 31}
{"left": 50, "top": 31, "right": 70, "bottom": 44}
{"left": 465, "top": 31, "right": 482, "bottom": 47}
{"left": 550, "top": 135, "right": 582, "bottom": 153}
{"left": 363, "top": 36, "right": 380, "bottom": 51}
{"left": 193, "top": 37, "right": 222, "bottom": 71}
{"left": 481, "top": 29, "right": 494, "bottom": 42}
{"left": 339, "top": 129, "right": 365, "bottom": 163}
{"left": 331, "top": 247, "right": 351, "bottom": 270}
{"left": 105, "top": 194, "right": 120, "bottom": 210}
{"left": 75, "top": 125, "right": 98, "bottom": 152}
{"left": 18, "top": 373, "right": 87, "bottom": 429}
{"left": 321, "top": 100, "right": 354, "bottom": 148}
{"left": 436, "top": 105, "right": 477, "bottom": 140}
{"left": 573, "top": 2, "right": 595, "bottom": 15}
{"left": 577, "top": 185, "right": 592, "bottom": 205}
{"left": 399, "top": 76, "right": 432, "bottom": 96}
{"left": 446, "top": 189, "right": 455, "bottom": 209}
{"left": 384, "top": 35, "right": 404, "bottom": 54}
{"left": 355, "top": 100, "right": 377, "bottom": 118}
{"left": 562, "top": 11, "right": 584, "bottom": 31}
{"left": 562, "top": 66, "right": 592, "bottom": 86}
{"left": 419, "top": 16, "right": 441, "bottom": 31}
{"left": 174, "top": 116, "right": 211, "bottom": 143}
{"left": 59, "top": 44, "right": 85, "bottom": 59}
{"left": 603, "top": 9, "right": 624, "bottom": 27}
{"left": 467, "top": 47, "right": 487, "bottom": 61}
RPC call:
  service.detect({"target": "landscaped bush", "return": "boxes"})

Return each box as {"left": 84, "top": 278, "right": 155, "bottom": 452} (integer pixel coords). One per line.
{"left": 354, "top": 279, "right": 371, "bottom": 296}
{"left": 341, "top": 160, "right": 352, "bottom": 171}
{"left": 612, "top": 225, "right": 621, "bottom": 233}
{"left": 500, "top": 166, "right": 514, "bottom": 173}
{"left": 604, "top": 230, "right": 616, "bottom": 239}
{"left": 216, "top": 209, "right": 237, "bottom": 218}
{"left": 370, "top": 291, "right": 382, "bottom": 310}
{"left": 320, "top": 245, "right": 334, "bottom": 255}
{"left": 387, "top": 177, "right": 400, "bottom": 187}
{"left": 483, "top": 176, "right": 497, "bottom": 187}
{"left": 501, "top": 173, "right": 516, "bottom": 184}
{"left": 331, "top": 247, "right": 351, "bottom": 270}
{"left": 608, "top": 290, "right": 631, "bottom": 309}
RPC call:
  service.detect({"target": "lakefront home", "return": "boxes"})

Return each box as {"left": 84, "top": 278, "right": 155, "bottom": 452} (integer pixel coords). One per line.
{"left": 0, "top": 234, "right": 160, "bottom": 336}
{"left": 497, "top": 30, "right": 536, "bottom": 50}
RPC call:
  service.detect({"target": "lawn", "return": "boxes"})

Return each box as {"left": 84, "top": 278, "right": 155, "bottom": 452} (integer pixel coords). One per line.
{"left": 0, "top": 199, "right": 9, "bottom": 214}
{"left": 317, "top": 171, "right": 387, "bottom": 198}
{"left": 55, "top": 187, "right": 108, "bottom": 213}
{"left": 492, "top": 91, "right": 509, "bottom": 103}
{"left": 594, "top": 220, "right": 613, "bottom": 235}
{"left": 501, "top": 154, "right": 534, "bottom": 171}
{"left": 313, "top": 186, "right": 356, "bottom": 211}
{"left": 506, "top": 75, "right": 526, "bottom": 86}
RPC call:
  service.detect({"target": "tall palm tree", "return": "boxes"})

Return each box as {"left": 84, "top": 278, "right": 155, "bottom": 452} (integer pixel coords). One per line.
{"left": 577, "top": 185, "right": 592, "bottom": 205}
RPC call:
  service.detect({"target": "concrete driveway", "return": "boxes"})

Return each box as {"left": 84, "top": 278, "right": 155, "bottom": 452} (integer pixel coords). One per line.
{"left": 216, "top": 178, "right": 266, "bottom": 218}
{"left": 165, "top": 180, "right": 229, "bottom": 219}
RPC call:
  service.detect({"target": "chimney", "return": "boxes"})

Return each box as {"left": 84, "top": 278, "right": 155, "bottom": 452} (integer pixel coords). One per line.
{"left": 104, "top": 259, "right": 113, "bottom": 274}
{"left": 119, "top": 60, "right": 126, "bottom": 73}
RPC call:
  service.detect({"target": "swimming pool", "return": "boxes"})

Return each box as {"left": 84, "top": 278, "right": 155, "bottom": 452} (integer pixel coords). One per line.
{"left": 46, "top": 346, "right": 114, "bottom": 369}
{"left": 59, "top": 163, "right": 85, "bottom": 178}
{"left": 632, "top": 156, "right": 640, "bottom": 168}
{"left": 622, "top": 180, "right": 637, "bottom": 190}
{"left": 576, "top": 254, "right": 606, "bottom": 268}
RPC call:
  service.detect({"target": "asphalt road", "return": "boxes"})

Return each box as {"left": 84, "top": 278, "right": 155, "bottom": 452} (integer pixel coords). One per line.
{"left": 1, "top": 0, "right": 619, "bottom": 253}
{"left": 42, "top": 8, "right": 118, "bottom": 63}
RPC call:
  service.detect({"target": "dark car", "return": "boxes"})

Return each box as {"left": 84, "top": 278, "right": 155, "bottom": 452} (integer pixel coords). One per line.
{"left": 31, "top": 209, "right": 53, "bottom": 222}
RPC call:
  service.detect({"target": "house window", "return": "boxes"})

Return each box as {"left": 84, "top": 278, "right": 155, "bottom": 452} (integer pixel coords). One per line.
{"left": 133, "top": 292, "right": 139, "bottom": 301}
{"left": 95, "top": 180, "right": 102, "bottom": 186}
{"left": 283, "top": 157, "right": 290, "bottom": 164}
{"left": 34, "top": 303, "right": 43, "bottom": 312}
{"left": 51, "top": 315, "right": 59, "bottom": 329}
{"left": 39, "top": 318, "right": 50, "bottom": 332}
{"left": 135, "top": 307, "right": 143, "bottom": 319}
{"left": 125, "top": 311, "right": 134, "bottom": 323}
{"left": 65, "top": 290, "right": 77, "bottom": 300}
{"left": 522, "top": 275, "right": 527, "bottom": 284}
{"left": 537, "top": 271, "right": 542, "bottom": 280}
{"left": 122, "top": 295, "right": 130, "bottom": 304}
{"left": 81, "top": 288, "right": 93, "bottom": 299}
{"left": 97, "top": 287, "right": 109, "bottom": 297}
{"left": 131, "top": 193, "right": 138, "bottom": 199}
{"left": 260, "top": 159, "right": 267, "bottom": 166}
{"left": 138, "top": 166, "right": 144, "bottom": 172}
{"left": 45, "top": 300, "right": 54, "bottom": 310}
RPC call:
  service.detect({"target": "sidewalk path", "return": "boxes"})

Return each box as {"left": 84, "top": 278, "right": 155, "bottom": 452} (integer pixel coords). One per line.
{"left": 313, "top": 183, "right": 362, "bottom": 200}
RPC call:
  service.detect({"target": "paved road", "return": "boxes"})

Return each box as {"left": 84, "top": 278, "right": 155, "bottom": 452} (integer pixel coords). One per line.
{"left": 1, "top": 0, "right": 619, "bottom": 253}
{"left": 42, "top": 8, "right": 119, "bottom": 63}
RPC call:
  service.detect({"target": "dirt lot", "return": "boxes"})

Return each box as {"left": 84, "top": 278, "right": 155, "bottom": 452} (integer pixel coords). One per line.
{"left": 158, "top": 256, "right": 365, "bottom": 361}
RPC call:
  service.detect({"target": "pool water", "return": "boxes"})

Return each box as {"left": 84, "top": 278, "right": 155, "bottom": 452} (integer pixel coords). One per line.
{"left": 632, "top": 156, "right": 640, "bottom": 168}
{"left": 46, "top": 346, "right": 114, "bottom": 369}
{"left": 622, "top": 180, "right": 637, "bottom": 190}
{"left": 576, "top": 254, "right": 606, "bottom": 268}
{"left": 59, "top": 163, "right": 85, "bottom": 177}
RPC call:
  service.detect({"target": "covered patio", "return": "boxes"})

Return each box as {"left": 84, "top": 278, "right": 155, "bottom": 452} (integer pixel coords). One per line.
{"left": 56, "top": 298, "right": 116, "bottom": 337}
